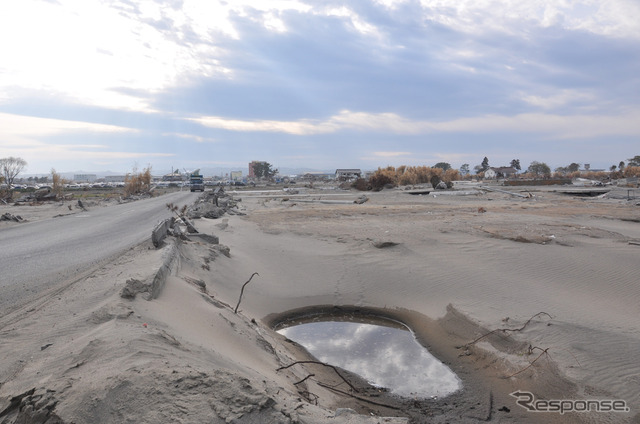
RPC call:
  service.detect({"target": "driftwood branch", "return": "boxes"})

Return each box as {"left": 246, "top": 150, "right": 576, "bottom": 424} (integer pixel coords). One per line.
{"left": 294, "top": 374, "right": 315, "bottom": 386}
{"left": 461, "top": 312, "right": 552, "bottom": 348}
{"left": 277, "top": 360, "right": 359, "bottom": 392}
{"left": 506, "top": 347, "right": 550, "bottom": 378}
{"left": 234, "top": 272, "right": 259, "bottom": 314}
{"left": 506, "top": 344, "right": 581, "bottom": 378}
{"left": 316, "top": 382, "right": 401, "bottom": 410}
{"left": 298, "top": 390, "right": 319, "bottom": 405}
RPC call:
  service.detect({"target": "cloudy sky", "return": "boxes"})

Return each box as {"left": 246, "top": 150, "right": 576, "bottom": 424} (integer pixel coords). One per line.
{"left": 1, "top": 0, "right": 639, "bottom": 176}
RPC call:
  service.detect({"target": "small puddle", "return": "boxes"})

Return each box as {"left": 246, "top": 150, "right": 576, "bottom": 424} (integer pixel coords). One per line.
{"left": 276, "top": 315, "right": 460, "bottom": 398}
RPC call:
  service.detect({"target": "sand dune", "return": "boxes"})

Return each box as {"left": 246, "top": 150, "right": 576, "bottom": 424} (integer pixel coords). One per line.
{"left": 0, "top": 186, "right": 638, "bottom": 423}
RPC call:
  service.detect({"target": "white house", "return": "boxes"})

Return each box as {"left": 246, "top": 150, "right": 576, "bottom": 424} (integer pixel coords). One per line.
{"left": 485, "top": 167, "right": 517, "bottom": 179}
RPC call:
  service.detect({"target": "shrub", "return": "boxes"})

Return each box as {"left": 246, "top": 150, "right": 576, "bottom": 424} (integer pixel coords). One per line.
{"left": 443, "top": 168, "right": 460, "bottom": 183}
{"left": 368, "top": 165, "right": 461, "bottom": 190}
{"left": 352, "top": 178, "right": 369, "bottom": 191}
{"left": 369, "top": 167, "right": 396, "bottom": 191}
{"left": 51, "top": 168, "right": 67, "bottom": 199}
{"left": 125, "top": 166, "right": 152, "bottom": 196}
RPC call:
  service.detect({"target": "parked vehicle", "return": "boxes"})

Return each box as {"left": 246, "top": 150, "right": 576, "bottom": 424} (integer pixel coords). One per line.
{"left": 189, "top": 170, "right": 204, "bottom": 192}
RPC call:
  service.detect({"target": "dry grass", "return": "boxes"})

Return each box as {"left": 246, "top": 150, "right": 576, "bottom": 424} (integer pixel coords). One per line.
{"left": 51, "top": 168, "right": 68, "bottom": 199}
{"left": 124, "top": 166, "right": 152, "bottom": 197}
{"left": 368, "top": 165, "right": 461, "bottom": 190}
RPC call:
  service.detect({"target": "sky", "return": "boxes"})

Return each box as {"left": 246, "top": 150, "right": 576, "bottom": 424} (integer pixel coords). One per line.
{"left": 1, "top": 0, "right": 639, "bottom": 176}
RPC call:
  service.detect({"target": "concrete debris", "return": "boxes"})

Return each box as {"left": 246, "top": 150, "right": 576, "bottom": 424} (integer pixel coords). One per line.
{"left": 187, "top": 188, "right": 244, "bottom": 220}
{"left": 354, "top": 195, "right": 369, "bottom": 204}
{"left": 435, "top": 181, "right": 448, "bottom": 190}
{"left": 476, "top": 186, "right": 532, "bottom": 198}
{"left": 120, "top": 278, "right": 152, "bottom": 300}
{"left": 373, "top": 240, "right": 399, "bottom": 248}
{"left": 572, "top": 177, "right": 604, "bottom": 187}
{"left": 213, "top": 244, "right": 231, "bottom": 258}
{"left": 183, "top": 217, "right": 198, "bottom": 233}
{"left": 189, "top": 233, "right": 220, "bottom": 244}
{"left": 1, "top": 212, "right": 23, "bottom": 222}
{"left": 152, "top": 218, "right": 174, "bottom": 247}
{"left": 14, "top": 188, "right": 60, "bottom": 203}
{"left": 0, "top": 388, "right": 64, "bottom": 424}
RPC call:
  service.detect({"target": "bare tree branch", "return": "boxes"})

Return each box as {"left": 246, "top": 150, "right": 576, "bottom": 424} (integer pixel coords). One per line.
{"left": 316, "top": 382, "right": 401, "bottom": 410}
{"left": 234, "top": 272, "right": 259, "bottom": 314}
{"left": 293, "top": 374, "right": 315, "bottom": 386}
{"left": 506, "top": 348, "right": 550, "bottom": 378}
{"left": 277, "top": 360, "right": 359, "bottom": 392}
{"left": 461, "top": 312, "right": 552, "bottom": 348}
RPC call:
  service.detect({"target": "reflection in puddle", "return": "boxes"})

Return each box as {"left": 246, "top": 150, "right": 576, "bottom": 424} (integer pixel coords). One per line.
{"left": 277, "top": 317, "right": 460, "bottom": 398}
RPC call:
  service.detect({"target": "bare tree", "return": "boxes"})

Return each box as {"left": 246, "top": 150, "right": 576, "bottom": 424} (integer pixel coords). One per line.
{"left": 0, "top": 156, "right": 27, "bottom": 188}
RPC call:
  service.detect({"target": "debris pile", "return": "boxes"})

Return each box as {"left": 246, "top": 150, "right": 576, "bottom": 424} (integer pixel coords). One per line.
{"left": 187, "top": 188, "right": 245, "bottom": 220}
{"left": 14, "top": 188, "right": 60, "bottom": 203}
{"left": 1, "top": 212, "right": 23, "bottom": 222}
{"left": 354, "top": 194, "right": 369, "bottom": 204}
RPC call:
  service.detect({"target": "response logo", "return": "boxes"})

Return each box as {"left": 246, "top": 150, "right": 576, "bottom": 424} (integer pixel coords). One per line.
{"left": 510, "top": 391, "right": 630, "bottom": 415}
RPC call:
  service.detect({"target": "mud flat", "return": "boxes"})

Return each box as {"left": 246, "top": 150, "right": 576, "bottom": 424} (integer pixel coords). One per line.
{"left": 0, "top": 186, "right": 639, "bottom": 423}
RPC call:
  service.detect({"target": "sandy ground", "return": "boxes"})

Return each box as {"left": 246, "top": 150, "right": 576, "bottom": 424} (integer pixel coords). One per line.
{"left": 0, "top": 186, "right": 639, "bottom": 423}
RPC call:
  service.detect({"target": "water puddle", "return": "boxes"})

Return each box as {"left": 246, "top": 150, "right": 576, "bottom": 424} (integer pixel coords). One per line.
{"left": 276, "top": 315, "right": 460, "bottom": 398}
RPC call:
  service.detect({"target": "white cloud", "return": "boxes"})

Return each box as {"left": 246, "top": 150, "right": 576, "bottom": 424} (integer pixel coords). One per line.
{"left": 418, "top": 0, "right": 640, "bottom": 39}
{"left": 0, "top": 113, "right": 134, "bottom": 140}
{"left": 0, "top": 112, "right": 170, "bottom": 166}
{"left": 164, "top": 132, "right": 218, "bottom": 143}
{"left": 0, "top": 0, "right": 230, "bottom": 111}
{"left": 322, "top": 6, "right": 382, "bottom": 38}
{"left": 371, "top": 151, "right": 413, "bottom": 157}
{"left": 190, "top": 109, "right": 640, "bottom": 139}
{"left": 374, "top": 0, "right": 410, "bottom": 9}
{"left": 520, "top": 89, "right": 595, "bottom": 109}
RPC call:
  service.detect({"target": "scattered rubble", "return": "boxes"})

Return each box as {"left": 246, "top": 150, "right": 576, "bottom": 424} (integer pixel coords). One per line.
{"left": 120, "top": 278, "right": 153, "bottom": 300}
{"left": 354, "top": 195, "right": 369, "bottom": 204}
{"left": 13, "top": 188, "right": 62, "bottom": 203}
{"left": 1, "top": 212, "right": 23, "bottom": 222}
{"left": 152, "top": 218, "right": 176, "bottom": 247}
{"left": 0, "top": 388, "right": 64, "bottom": 424}
{"left": 435, "top": 181, "right": 448, "bottom": 190}
{"left": 187, "top": 188, "right": 244, "bottom": 220}
{"left": 373, "top": 241, "right": 399, "bottom": 248}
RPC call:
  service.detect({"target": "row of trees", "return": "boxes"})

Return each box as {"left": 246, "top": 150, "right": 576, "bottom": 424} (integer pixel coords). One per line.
{"left": 457, "top": 156, "right": 640, "bottom": 179}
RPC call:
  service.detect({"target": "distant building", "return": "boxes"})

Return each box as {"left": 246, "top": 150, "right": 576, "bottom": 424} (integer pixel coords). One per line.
{"left": 301, "top": 172, "right": 333, "bottom": 182}
{"left": 248, "top": 161, "right": 267, "bottom": 179}
{"left": 485, "top": 167, "right": 517, "bottom": 179}
{"left": 335, "top": 169, "right": 362, "bottom": 181}
{"left": 230, "top": 171, "right": 243, "bottom": 181}
{"left": 105, "top": 175, "right": 126, "bottom": 183}
{"left": 163, "top": 171, "right": 183, "bottom": 181}
{"left": 74, "top": 174, "right": 97, "bottom": 182}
